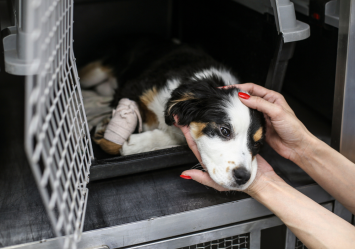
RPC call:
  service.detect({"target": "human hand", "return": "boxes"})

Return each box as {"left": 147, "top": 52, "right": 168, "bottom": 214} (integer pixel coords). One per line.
{"left": 231, "top": 83, "right": 315, "bottom": 162}
{"left": 175, "top": 117, "right": 282, "bottom": 194}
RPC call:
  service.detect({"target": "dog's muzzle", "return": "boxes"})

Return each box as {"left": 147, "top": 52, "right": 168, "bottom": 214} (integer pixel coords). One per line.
{"left": 233, "top": 167, "right": 251, "bottom": 186}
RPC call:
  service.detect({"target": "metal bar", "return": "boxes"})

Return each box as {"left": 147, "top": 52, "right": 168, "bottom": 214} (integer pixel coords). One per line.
{"left": 284, "top": 228, "right": 296, "bottom": 249}
{"left": 331, "top": 0, "right": 355, "bottom": 163}
{"left": 265, "top": 34, "right": 295, "bottom": 92}
{"left": 4, "top": 184, "right": 333, "bottom": 249}
{"left": 249, "top": 230, "right": 261, "bottom": 249}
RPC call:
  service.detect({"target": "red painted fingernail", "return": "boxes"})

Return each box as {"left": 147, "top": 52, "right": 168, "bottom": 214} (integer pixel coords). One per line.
{"left": 238, "top": 92, "right": 250, "bottom": 99}
{"left": 180, "top": 175, "right": 192, "bottom": 179}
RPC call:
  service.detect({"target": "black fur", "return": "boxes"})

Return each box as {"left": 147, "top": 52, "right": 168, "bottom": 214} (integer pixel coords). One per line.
{"left": 165, "top": 77, "right": 232, "bottom": 126}
{"left": 248, "top": 109, "right": 266, "bottom": 156}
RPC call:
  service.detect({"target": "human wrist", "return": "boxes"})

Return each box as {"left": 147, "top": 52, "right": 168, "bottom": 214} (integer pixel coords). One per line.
{"left": 247, "top": 171, "right": 287, "bottom": 201}
{"left": 290, "top": 131, "right": 319, "bottom": 167}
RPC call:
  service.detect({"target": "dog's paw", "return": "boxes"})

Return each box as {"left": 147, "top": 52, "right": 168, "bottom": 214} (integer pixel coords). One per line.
{"left": 120, "top": 133, "right": 154, "bottom": 155}
{"left": 120, "top": 129, "right": 182, "bottom": 156}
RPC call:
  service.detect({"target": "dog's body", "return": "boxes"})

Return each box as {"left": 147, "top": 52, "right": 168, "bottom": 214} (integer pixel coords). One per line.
{"left": 80, "top": 37, "right": 265, "bottom": 190}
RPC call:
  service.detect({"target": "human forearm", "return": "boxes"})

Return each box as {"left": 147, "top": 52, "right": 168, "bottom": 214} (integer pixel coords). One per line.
{"left": 292, "top": 136, "right": 355, "bottom": 214}
{"left": 252, "top": 175, "right": 355, "bottom": 249}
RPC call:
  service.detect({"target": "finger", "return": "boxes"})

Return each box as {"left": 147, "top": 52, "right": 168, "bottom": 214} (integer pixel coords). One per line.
{"left": 174, "top": 116, "right": 203, "bottom": 162}
{"left": 238, "top": 83, "right": 294, "bottom": 111}
{"left": 184, "top": 130, "right": 203, "bottom": 163}
{"left": 218, "top": 85, "right": 233, "bottom": 89}
{"left": 256, "top": 154, "right": 272, "bottom": 170}
{"left": 221, "top": 83, "right": 277, "bottom": 102}
{"left": 263, "top": 113, "right": 271, "bottom": 126}
{"left": 256, "top": 155, "right": 284, "bottom": 179}
{"left": 181, "top": 169, "right": 228, "bottom": 191}
{"left": 264, "top": 125, "right": 278, "bottom": 147}
{"left": 263, "top": 113, "right": 276, "bottom": 136}
{"left": 239, "top": 95, "right": 286, "bottom": 121}
{"left": 262, "top": 113, "right": 277, "bottom": 144}
{"left": 236, "top": 83, "right": 276, "bottom": 99}
{"left": 221, "top": 83, "right": 293, "bottom": 112}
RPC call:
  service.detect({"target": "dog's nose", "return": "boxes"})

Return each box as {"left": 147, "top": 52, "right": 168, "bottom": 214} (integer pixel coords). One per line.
{"left": 233, "top": 167, "right": 251, "bottom": 185}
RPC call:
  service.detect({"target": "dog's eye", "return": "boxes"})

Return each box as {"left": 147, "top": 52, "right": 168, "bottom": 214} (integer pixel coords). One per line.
{"left": 220, "top": 127, "right": 231, "bottom": 137}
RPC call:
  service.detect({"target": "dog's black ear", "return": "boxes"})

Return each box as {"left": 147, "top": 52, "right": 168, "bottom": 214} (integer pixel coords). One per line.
{"left": 164, "top": 80, "right": 225, "bottom": 126}
{"left": 164, "top": 87, "right": 198, "bottom": 126}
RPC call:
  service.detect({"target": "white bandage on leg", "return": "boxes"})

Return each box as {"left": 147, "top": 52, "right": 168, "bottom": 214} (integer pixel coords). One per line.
{"left": 104, "top": 98, "right": 143, "bottom": 145}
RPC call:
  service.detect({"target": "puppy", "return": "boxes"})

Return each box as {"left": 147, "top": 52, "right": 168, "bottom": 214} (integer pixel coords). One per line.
{"left": 79, "top": 37, "right": 265, "bottom": 190}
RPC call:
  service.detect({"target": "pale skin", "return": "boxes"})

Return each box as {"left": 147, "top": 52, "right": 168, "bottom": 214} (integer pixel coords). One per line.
{"left": 175, "top": 83, "right": 355, "bottom": 249}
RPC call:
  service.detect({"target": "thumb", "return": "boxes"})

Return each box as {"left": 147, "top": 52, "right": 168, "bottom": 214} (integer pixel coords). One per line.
{"left": 181, "top": 169, "right": 228, "bottom": 191}
{"left": 174, "top": 116, "right": 203, "bottom": 162}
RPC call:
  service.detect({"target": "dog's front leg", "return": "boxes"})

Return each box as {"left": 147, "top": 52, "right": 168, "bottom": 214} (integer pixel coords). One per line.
{"left": 120, "top": 128, "right": 186, "bottom": 156}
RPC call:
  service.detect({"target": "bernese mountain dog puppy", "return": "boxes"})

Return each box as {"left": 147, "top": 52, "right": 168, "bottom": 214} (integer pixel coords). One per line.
{"left": 80, "top": 37, "right": 265, "bottom": 190}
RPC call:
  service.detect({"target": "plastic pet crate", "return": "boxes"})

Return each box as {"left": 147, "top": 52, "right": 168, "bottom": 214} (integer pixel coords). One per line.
{"left": 5, "top": 0, "right": 353, "bottom": 249}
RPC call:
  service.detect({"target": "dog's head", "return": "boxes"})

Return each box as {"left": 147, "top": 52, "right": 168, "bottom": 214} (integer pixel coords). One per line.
{"left": 165, "top": 79, "right": 265, "bottom": 190}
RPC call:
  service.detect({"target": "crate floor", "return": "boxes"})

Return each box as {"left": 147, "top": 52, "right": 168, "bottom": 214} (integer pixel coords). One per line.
{"left": 0, "top": 70, "right": 328, "bottom": 247}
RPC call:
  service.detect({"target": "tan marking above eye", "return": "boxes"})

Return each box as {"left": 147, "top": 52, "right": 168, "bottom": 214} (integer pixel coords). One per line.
{"left": 168, "top": 92, "right": 195, "bottom": 114}
{"left": 253, "top": 127, "right": 263, "bottom": 142}
{"left": 226, "top": 166, "right": 230, "bottom": 173}
{"left": 140, "top": 87, "right": 158, "bottom": 106}
{"left": 190, "top": 122, "right": 207, "bottom": 138}
{"left": 213, "top": 168, "right": 216, "bottom": 174}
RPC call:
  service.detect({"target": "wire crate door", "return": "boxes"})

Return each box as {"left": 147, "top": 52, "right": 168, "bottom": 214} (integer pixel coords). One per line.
{"left": 24, "top": 0, "right": 93, "bottom": 248}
